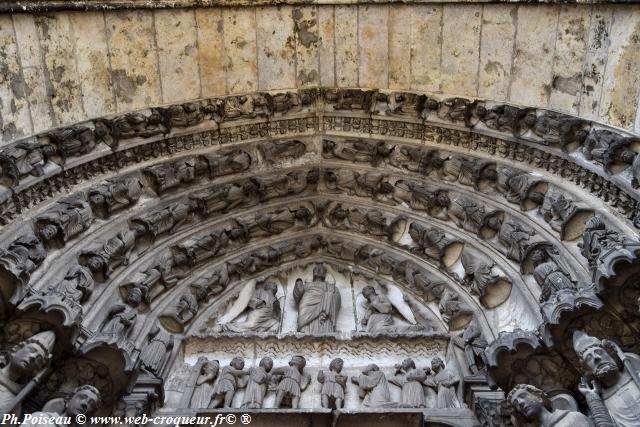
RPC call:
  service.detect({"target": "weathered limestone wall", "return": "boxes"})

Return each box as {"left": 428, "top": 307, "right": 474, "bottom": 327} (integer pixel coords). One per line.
{"left": 1, "top": 3, "right": 639, "bottom": 145}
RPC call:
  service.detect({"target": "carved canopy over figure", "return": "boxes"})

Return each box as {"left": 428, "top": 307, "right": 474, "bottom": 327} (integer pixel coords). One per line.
{"left": 293, "top": 264, "right": 341, "bottom": 334}
{"left": 242, "top": 357, "right": 274, "bottom": 409}
{"left": 20, "top": 385, "right": 101, "bottom": 427}
{"left": 0, "top": 331, "right": 55, "bottom": 415}
{"left": 574, "top": 331, "right": 640, "bottom": 427}
{"left": 33, "top": 194, "right": 93, "bottom": 245}
{"left": 222, "top": 282, "right": 281, "bottom": 333}
{"left": 508, "top": 384, "right": 594, "bottom": 427}
{"left": 351, "top": 364, "right": 396, "bottom": 408}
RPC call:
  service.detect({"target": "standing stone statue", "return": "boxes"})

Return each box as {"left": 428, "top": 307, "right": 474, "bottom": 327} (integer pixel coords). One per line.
{"left": 209, "top": 357, "right": 248, "bottom": 408}
{"left": 20, "top": 385, "right": 101, "bottom": 427}
{"left": 574, "top": 331, "right": 640, "bottom": 426}
{"left": 139, "top": 326, "right": 174, "bottom": 376}
{"left": 272, "top": 355, "right": 311, "bottom": 409}
{"left": 389, "top": 358, "right": 428, "bottom": 408}
{"left": 293, "top": 264, "right": 341, "bottom": 334}
{"left": 242, "top": 357, "right": 273, "bottom": 409}
{"left": 508, "top": 384, "right": 594, "bottom": 427}
{"left": 317, "top": 358, "right": 347, "bottom": 409}
{"left": 351, "top": 364, "right": 396, "bottom": 408}
{"left": 189, "top": 358, "right": 219, "bottom": 409}
{"left": 423, "top": 357, "right": 461, "bottom": 409}
{"left": 0, "top": 331, "right": 55, "bottom": 415}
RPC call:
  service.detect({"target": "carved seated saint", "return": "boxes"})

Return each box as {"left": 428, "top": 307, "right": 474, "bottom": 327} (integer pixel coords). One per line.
{"left": 79, "top": 229, "right": 138, "bottom": 281}
{"left": 0, "top": 331, "right": 55, "bottom": 415}
{"left": 222, "top": 282, "right": 281, "bottom": 334}
{"left": 509, "top": 384, "right": 593, "bottom": 427}
{"left": 20, "top": 385, "right": 101, "bottom": 427}
{"left": 88, "top": 177, "right": 143, "bottom": 218}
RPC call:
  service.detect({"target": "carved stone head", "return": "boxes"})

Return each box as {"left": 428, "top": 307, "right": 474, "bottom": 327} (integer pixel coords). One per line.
{"left": 290, "top": 355, "right": 306, "bottom": 371}
{"left": 230, "top": 357, "right": 244, "bottom": 370}
{"left": 66, "top": 384, "right": 101, "bottom": 416}
{"left": 38, "top": 224, "right": 58, "bottom": 242}
{"left": 259, "top": 357, "right": 273, "bottom": 372}
{"left": 573, "top": 331, "right": 621, "bottom": 382}
{"left": 401, "top": 358, "right": 416, "bottom": 371}
{"left": 507, "top": 384, "right": 550, "bottom": 422}
{"left": 8, "top": 330, "right": 55, "bottom": 380}
{"left": 329, "top": 358, "right": 344, "bottom": 373}
{"left": 431, "top": 357, "right": 445, "bottom": 373}
{"left": 362, "top": 286, "right": 377, "bottom": 302}
{"left": 313, "top": 264, "right": 327, "bottom": 281}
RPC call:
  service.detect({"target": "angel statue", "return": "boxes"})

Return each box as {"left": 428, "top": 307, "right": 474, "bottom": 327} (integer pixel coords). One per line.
{"left": 219, "top": 281, "right": 281, "bottom": 333}
{"left": 359, "top": 285, "right": 424, "bottom": 334}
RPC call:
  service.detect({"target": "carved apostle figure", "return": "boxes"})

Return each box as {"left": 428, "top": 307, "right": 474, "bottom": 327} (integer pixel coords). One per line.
{"left": 242, "top": 357, "right": 273, "bottom": 409}
{"left": 317, "top": 358, "right": 347, "bottom": 409}
{"left": 579, "top": 216, "right": 625, "bottom": 268}
{"left": 351, "top": 364, "right": 396, "bottom": 408}
{"left": 190, "top": 358, "right": 220, "bottom": 408}
{"left": 574, "top": 331, "right": 640, "bottom": 426}
{"left": 272, "top": 355, "right": 310, "bottom": 409}
{"left": 130, "top": 202, "right": 191, "bottom": 241}
{"left": 293, "top": 264, "right": 341, "bottom": 334}
{"left": 210, "top": 357, "right": 248, "bottom": 408}
{"left": 0, "top": 331, "right": 55, "bottom": 415}
{"left": 509, "top": 384, "right": 594, "bottom": 427}
{"left": 408, "top": 222, "right": 459, "bottom": 265}
{"left": 423, "top": 357, "right": 461, "bottom": 409}
{"left": 533, "top": 261, "right": 575, "bottom": 302}
{"left": 222, "top": 282, "right": 281, "bottom": 333}
{"left": 389, "top": 358, "right": 428, "bottom": 408}
{"left": 438, "top": 289, "right": 472, "bottom": 326}
{"left": 160, "top": 283, "right": 211, "bottom": 333}
{"left": 498, "top": 220, "right": 536, "bottom": 263}
{"left": 20, "top": 385, "right": 101, "bottom": 427}
{"left": 120, "top": 251, "right": 187, "bottom": 306}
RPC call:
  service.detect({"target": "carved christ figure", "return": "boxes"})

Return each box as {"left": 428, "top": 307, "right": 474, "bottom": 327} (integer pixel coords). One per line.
{"left": 293, "top": 264, "right": 341, "bottom": 334}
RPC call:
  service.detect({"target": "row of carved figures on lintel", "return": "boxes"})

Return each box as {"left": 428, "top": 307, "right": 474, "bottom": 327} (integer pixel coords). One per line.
{"left": 505, "top": 331, "right": 640, "bottom": 427}
{"left": 1, "top": 89, "right": 638, "bottom": 191}
{"left": 179, "top": 355, "right": 462, "bottom": 411}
